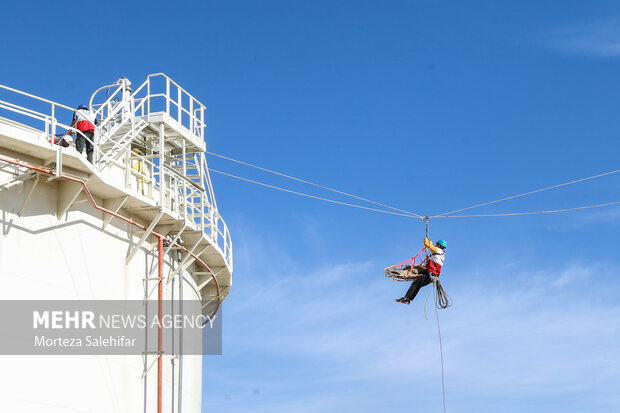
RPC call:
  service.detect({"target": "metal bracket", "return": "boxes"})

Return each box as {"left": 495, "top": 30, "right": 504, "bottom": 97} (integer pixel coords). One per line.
{"left": 57, "top": 179, "right": 86, "bottom": 219}
{"left": 18, "top": 174, "right": 40, "bottom": 217}
{"left": 102, "top": 196, "right": 129, "bottom": 229}
{"left": 166, "top": 239, "right": 206, "bottom": 285}
{"left": 196, "top": 267, "right": 226, "bottom": 292}
{"left": 125, "top": 209, "right": 164, "bottom": 264}
{"left": 141, "top": 353, "right": 163, "bottom": 380}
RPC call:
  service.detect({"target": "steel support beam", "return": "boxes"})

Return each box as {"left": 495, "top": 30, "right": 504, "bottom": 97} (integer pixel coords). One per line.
{"left": 102, "top": 196, "right": 129, "bottom": 229}
{"left": 125, "top": 210, "right": 164, "bottom": 264}
{"left": 18, "top": 174, "right": 39, "bottom": 217}
{"left": 57, "top": 179, "right": 85, "bottom": 219}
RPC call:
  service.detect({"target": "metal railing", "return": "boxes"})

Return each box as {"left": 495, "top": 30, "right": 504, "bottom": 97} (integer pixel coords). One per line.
{"left": 0, "top": 75, "right": 232, "bottom": 271}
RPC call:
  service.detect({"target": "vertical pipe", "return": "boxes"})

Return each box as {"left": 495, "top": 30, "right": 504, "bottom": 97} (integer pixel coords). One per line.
{"left": 158, "top": 236, "right": 163, "bottom": 413}
{"left": 178, "top": 269, "right": 184, "bottom": 413}
{"left": 182, "top": 140, "right": 187, "bottom": 221}
{"left": 170, "top": 255, "right": 175, "bottom": 413}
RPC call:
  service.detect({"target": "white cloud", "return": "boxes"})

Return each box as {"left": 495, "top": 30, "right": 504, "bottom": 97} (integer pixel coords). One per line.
{"left": 544, "top": 18, "right": 620, "bottom": 58}
{"left": 204, "top": 231, "right": 620, "bottom": 412}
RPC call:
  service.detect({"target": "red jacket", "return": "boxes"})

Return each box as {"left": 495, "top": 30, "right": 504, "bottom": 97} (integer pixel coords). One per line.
{"left": 426, "top": 259, "right": 442, "bottom": 275}
{"left": 73, "top": 109, "right": 95, "bottom": 133}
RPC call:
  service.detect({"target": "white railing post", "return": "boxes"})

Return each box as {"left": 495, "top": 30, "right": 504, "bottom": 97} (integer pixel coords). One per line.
{"left": 189, "top": 99, "right": 194, "bottom": 136}
{"left": 93, "top": 127, "right": 98, "bottom": 164}
{"left": 50, "top": 104, "right": 62, "bottom": 177}
{"left": 177, "top": 88, "right": 182, "bottom": 124}
{"left": 200, "top": 107, "right": 205, "bottom": 140}
{"left": 159, "top": 122, "right": 165, "bottom": 208}
{"left": 165, "top": 79, "right": 170, "bottom": 116}
{"left": 124, "top": 147, "right": 130, "bottom": 190}
{"left": 44, "top": 118, "right": 50, "bottom": 144}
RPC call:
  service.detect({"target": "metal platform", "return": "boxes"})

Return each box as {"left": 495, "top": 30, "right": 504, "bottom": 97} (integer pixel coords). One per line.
{"left": 0, "top": 74, "right": 233, "bottom": 303}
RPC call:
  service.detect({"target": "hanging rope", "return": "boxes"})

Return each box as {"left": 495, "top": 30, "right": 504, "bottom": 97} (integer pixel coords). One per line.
{"left": 420, "top": 277, "right": 450, "bottom": 412}
{"left": 423, "top": 277, "right": 452, "bottom": 318}
{"left": 433, "top": 281, "right": 448, "bottom": 413}
{"left": 431, "top": 275, "right": 452, "bottom": 309}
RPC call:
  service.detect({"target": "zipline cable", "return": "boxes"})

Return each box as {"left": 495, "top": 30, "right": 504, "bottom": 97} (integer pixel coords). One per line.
{"left": 207, "top": 154, "right": 620, "bottom": 220}
{"left": 207, "top": 151, "right": 423, "bottom": 218}
{"left": 434, "top": 169, "right": 620, "bottom": 217}
{"left": 430, "top": 200, "right": 620, "bottom": 219}
{"left": 209, "top": 169, "right": 421, "bottom": 219}
{"left": 210, "top": 166, "right": 620, "bottom": 220}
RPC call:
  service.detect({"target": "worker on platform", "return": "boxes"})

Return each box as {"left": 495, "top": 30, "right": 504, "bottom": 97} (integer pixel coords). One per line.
{"left": 395, "top": 237, "right": 447, "bottom": 305}
{"left": 68, "top": 105, "right": 96, "bottom": 163}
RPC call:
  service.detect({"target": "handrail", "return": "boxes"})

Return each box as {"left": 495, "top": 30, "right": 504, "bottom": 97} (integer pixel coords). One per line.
{"left": 0, "top": 84, "right": 77, "bottom": 112}
{"left": 0, "top": 75, "right": 233, "bottom": 272}
{"left": 147, "top": 73, "right": 207, "bottom": 110}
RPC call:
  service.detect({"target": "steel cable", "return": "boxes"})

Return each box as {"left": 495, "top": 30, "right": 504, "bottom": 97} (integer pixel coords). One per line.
{"left": 207, "top": 151, "right": 423, "bottom": 218}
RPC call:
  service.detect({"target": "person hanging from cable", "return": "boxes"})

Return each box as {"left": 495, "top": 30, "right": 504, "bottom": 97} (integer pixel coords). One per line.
{"left": 395, "top": 237, "right": 447, "bottom": 305}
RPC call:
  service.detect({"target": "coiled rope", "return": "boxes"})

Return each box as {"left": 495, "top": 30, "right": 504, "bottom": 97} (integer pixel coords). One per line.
{"left": 431, "top": 275, "right": 452, "bottom": 310}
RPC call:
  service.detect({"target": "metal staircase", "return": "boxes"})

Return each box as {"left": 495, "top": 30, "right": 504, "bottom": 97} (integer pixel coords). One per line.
{"left": 0, "top": 74, "right": 233, "bottom": 272}
{"left": 97, "top": 118, "right": 149, "bottom": 166}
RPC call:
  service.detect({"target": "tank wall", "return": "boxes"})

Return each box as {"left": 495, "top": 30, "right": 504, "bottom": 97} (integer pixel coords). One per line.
{"left": 0, "top": 178, "right": 203, "bottom": 412}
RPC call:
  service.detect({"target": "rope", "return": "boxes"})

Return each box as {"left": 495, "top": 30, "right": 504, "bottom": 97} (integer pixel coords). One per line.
{"left": 430, "top": 200, "right": 620, "bottom": 218}
{"left": 207, "top": 155, "right": 620, "bottom": 222}
{"left": 207, "top": 151, "right": 423, "bottom": 218}
{"left": 433, "top": 282, "right": 448, "bottom": 413}
{"left": 207, "top": 154, "right": 620, "bottom": 222}
{"left": 421, "top": 277, "right": 450, "bottom": 412}
{"left": 208, "top": 168, "right": 422, "bottom": 219}
{"left": 434, "top": 168, "right": 620, "bottom": 217}
{"left": 422, "top": 277, "right": 449, "bottom": 412}
{"left": 423, "top": 276, "right": 452, "bottom": 318}
{"left": 431, "top": 276, "right": 452, "bottom": 309}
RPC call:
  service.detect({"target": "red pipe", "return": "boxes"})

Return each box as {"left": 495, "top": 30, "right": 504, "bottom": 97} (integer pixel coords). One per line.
{"left": 0, "top": 154, "right": 224, "bottom": 411}
{"left": 157, "top": 236, "right": 163, "bottom": 413}
{"left": 0, "top": 155, "right": 222, "bottom": 316}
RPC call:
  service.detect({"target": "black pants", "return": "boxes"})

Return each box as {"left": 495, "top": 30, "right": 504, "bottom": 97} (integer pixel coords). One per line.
{"left": 404, "top": 273, "right": 433, "bottom": 301}
{"left": 75, "top": 130, "right": 94, "bottom": 163}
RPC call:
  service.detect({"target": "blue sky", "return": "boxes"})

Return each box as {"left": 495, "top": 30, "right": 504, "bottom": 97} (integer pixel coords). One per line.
{"left": 2, "top": 1, "right": 620, "bottom": 412}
